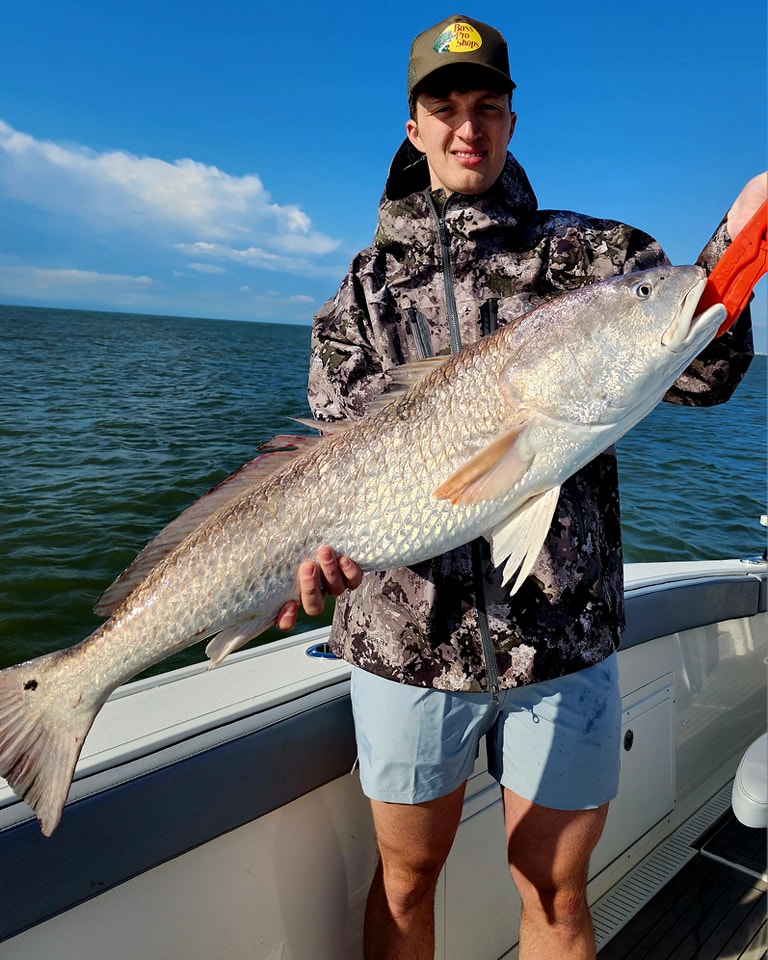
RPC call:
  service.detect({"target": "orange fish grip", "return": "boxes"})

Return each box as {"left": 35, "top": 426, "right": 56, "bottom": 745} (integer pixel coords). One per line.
{"left": 696, "top": 198, "right": 768, "bottom": 337}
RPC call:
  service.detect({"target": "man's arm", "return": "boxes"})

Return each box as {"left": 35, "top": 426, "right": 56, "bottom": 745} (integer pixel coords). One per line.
{"left": 665, "top": 172, "right": 766, "bottom": 407}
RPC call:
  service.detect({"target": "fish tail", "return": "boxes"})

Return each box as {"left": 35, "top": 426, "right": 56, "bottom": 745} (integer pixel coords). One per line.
{"left": 0, "top": 651, "right": 97, "bottom": 836}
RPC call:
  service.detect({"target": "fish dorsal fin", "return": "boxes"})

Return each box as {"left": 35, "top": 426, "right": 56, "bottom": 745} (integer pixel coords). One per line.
{"left": 366, "top": 357, "right": 449, "bottom": 416}
{"left": 290, "top": 416, "right": 354, "bottom": 435}
{"left": 432, "top": 425, "right": 533, "bottom": 504}
{"left": 490, "top": 485, "right": 561, "bottom": 594}
{"left": 94, "top": 434, "right": 321, "bottom": 617}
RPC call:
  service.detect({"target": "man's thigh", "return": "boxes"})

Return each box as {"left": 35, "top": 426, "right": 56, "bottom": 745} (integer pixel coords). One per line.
{"left": 503, "top": 790, "right": 609, "bottom": 893}
{"left": 370, "top": 784, "right": 468, "bottom": 876}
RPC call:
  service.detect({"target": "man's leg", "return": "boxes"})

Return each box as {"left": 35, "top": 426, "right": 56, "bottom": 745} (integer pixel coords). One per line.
{"left": 364, "top": 783, "right": 466, "bottom": 960}
{"left": 503, "top": 789, "right": 609, "bottom": 960}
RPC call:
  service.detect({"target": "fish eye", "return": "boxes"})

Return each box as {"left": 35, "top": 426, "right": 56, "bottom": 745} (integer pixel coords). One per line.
{"left": 632, "top": 281, "right": 653, "bottom": 300}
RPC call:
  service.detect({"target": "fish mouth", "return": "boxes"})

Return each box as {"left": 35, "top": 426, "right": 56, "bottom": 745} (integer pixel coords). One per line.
{"left": 661, "top": 277, "right": 725, "bottom": 352}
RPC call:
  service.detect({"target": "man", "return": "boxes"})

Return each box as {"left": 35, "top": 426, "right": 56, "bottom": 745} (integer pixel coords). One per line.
{"left": 278, "top": 14, "right": 760, "bottom": 959}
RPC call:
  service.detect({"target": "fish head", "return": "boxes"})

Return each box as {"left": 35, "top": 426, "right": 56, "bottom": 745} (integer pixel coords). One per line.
{"left": 502, "top": 266, "right": 727, "bottom": 428}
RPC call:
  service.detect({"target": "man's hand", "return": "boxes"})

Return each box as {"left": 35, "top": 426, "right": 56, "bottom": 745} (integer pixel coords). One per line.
{"left": 275, "top": 547, "right": 364, "bottom": 632}
{"left": 727, "top": 171, "right": 768, "bottom": 240}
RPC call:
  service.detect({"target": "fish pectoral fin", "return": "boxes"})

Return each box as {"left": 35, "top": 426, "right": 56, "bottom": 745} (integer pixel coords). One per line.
{"left": 432, "top": 426, "right": 532, "bottom": 504}
{"left": 490, "top": 485, "right": 561, "bottom": 595}
{"left": 205, "top": 617, "right": 275, "bottom": 667}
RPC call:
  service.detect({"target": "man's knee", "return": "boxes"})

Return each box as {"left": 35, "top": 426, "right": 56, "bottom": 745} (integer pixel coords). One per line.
{"left": 514, "top": 871, "right": 590, "bottom": 927}
{"left": 375, "top": 855, "right": 444, "bottom": 915}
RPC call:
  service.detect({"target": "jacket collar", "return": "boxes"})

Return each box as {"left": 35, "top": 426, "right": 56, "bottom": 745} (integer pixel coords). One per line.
{"left": 376, "top": 139, "right": 538, "bottom": 247}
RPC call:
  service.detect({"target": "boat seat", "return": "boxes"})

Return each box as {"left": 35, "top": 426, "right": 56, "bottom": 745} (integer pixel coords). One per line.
{"left": 731, "top": 732, "right": 768, "bottom": 828}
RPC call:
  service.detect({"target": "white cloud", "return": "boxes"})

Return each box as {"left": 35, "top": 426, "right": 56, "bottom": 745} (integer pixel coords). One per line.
{"left": 0, "top": 119, "right": 350, "bottom": 320}
{"left": 174, "top": 240, "right": 341, "bottom": 278}
{"left": 187, "top": 262, "right": 227, "bottom": 275}
{"left": 0, "top": 265, "right": 156, "bottom": 308}
{"left": 0, "top": 265, "right": 152, "bottom": 289}
{"left": 0, "top": 119, "right": 341, "bottom": 262}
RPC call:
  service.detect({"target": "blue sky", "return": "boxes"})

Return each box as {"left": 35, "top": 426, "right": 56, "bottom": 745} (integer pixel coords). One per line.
{"left": 1, "top": 1, "right": 766, "bottom": 350}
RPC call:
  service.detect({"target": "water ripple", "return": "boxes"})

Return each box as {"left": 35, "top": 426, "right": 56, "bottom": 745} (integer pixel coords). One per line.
{"left": 0, "top": 304, "right": 764, "bottom": 671}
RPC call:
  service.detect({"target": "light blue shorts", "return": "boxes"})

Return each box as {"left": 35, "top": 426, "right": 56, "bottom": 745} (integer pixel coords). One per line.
{"left": 350, "top": 654, "right": 621, "bottom": 810}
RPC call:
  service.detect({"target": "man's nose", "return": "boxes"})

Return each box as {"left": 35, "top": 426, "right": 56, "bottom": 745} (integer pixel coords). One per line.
{"left": 456, "top": 114, "right": 482, "bottom": 139}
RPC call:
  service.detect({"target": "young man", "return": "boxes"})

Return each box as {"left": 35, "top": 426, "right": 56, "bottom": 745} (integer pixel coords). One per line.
{"left": 279, "top": 14, "right": 760, "bottom": 960}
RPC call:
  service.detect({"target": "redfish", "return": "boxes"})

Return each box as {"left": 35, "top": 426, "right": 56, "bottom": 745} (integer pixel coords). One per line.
{"left": 0, "top": 266, "right": 725, "bottom": 834}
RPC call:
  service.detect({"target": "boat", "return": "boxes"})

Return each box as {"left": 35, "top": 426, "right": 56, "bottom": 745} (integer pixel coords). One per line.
{"left": 0, "top": 556, "right": 765, "bottom": 959}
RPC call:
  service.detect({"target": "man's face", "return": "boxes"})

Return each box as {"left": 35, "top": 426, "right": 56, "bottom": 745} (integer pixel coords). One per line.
{"left": 406, "top": 88, "right": 516, "bottom": 196}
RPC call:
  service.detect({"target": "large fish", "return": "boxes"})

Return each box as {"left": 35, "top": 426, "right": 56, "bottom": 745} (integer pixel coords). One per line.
{"left": 0, "top": 266, "right": 725, "bottom": 835}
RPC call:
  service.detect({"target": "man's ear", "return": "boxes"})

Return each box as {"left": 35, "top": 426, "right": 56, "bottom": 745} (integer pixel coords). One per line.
{"left": 508, "top": 112, "right": 517, "bottom": 144}
{"left": 406, "top": 118, "right": 426, "bottom": 153}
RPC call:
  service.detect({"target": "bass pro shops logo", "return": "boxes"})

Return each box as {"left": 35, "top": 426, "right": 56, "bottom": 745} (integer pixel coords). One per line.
{"left": 433, "top": 21, "right": 482, "bottom": 54}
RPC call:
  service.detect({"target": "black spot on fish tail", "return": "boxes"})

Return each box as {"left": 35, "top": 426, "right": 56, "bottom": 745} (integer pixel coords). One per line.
{"left": 23, "top": 679, "right": 38, "bottom": 691}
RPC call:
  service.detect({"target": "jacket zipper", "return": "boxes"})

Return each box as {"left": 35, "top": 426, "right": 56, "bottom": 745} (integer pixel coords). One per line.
{"left": 428, "top": 193, "right": 463, "bottom": 354}
{"left": 472, "top": 540, "right": 501, "bottom": 703}
{"left": 427, "top": 190, "right": 500, "bottom": 702}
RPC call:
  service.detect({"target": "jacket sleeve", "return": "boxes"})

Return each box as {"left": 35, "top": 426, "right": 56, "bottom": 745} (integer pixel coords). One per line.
{"left": 307, "top": 250, "right": 388, "bottom": 423}
{"left": 664, "top": 217, "right": 754, "bottom": 407}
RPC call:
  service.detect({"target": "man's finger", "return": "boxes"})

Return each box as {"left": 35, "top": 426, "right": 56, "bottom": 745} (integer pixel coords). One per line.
{"left": 275, "top": 599, "right": 299, "bottom": 632}
{"left": 316, "top": 546, "right": 344, "bottom": 596}
{"left": 299, "top": 559, "right": 326, "bottom": 616}
{"left": 339, "top": 554, "right": 364, "bottom": 589}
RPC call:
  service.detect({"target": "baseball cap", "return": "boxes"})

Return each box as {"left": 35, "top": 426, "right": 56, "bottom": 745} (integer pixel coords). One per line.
{"left": 407, "top": 14, "right": 515, "bottom": 102}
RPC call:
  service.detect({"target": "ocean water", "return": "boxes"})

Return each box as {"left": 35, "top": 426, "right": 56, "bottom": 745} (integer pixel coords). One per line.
{"left": 1, "top": 304, "right": 765, "bottom": 675}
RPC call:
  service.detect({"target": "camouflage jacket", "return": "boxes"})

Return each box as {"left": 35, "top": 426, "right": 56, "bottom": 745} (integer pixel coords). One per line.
{"left": 308, "top": 143, "right": 754, "bottom": 692}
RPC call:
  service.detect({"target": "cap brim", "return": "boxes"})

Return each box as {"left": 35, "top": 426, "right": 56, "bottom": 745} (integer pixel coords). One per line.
{"left": 409, "top": 62, "right": 516, "bottom": 101}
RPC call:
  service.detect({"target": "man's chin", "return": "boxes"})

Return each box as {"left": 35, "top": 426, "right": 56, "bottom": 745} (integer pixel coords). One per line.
{"left": 447, "top": 172, "right": 493, "bottom": 196}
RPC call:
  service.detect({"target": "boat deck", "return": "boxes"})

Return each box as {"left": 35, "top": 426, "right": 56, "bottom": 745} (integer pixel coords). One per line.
{"left": 598, "top": 812, "right": 767, "bottom": 960}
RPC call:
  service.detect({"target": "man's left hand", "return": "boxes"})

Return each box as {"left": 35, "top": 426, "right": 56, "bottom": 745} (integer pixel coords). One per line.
{"left": 727, "top": 171, "right": 768, "bottom": 240}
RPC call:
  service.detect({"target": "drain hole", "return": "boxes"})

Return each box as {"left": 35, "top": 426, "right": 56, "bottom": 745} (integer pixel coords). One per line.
{"left": 306, "top": 641, "right": 338, "bottom": 660}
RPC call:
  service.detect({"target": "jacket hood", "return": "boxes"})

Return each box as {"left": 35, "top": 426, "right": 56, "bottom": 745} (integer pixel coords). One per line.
{"left": 383, "top": 137, "right": 538, "bottom": 214}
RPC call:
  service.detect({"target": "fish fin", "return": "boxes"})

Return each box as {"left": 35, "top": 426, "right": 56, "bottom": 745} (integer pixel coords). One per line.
{"left": 433, "top": 426, "right": 533, "bottom": 504}
{"left": 290, "top": 417, "right": 354, "bottom": 435}
{"left": 205, "top": 617, "right": 274, "bottom": 667}
{"left": 490, "top": 486, "right": 561, "bottom": 595}
{"left": 365, "top": 357, "right": 449, "bottom": 415}
{"left": 0, "top": 652, "right": 99, "bottom": 836}
{"left": 95, "top": 434, "right": 321, "bottom": 617}
{"left": 387, "top": 357, "right": 449, "bottom": 388}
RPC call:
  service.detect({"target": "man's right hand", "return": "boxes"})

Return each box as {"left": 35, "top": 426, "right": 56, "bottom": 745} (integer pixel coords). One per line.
{"left": 275, "top": 547, "right": 363, "bottom": 632}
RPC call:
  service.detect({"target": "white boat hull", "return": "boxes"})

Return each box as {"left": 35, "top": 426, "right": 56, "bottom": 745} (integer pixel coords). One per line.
{"left": 0, "top": 559, "right": 765, "bottom": 959}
